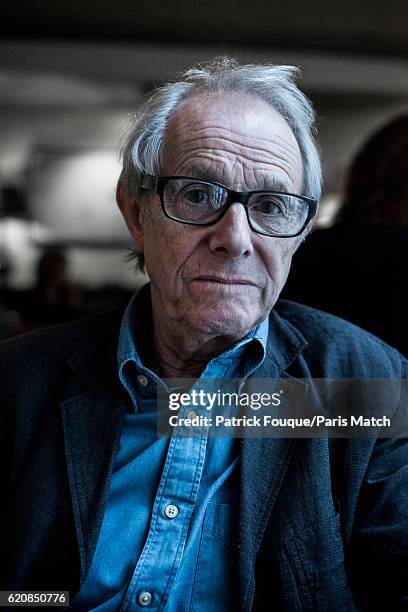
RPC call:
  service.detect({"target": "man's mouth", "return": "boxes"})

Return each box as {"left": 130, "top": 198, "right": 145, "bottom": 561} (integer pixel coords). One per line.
{"left": 193, "top": 275, "right": 257, "bottom": 286}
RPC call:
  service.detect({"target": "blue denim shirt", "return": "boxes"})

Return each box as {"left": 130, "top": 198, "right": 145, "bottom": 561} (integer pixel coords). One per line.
{"left": 71, "top": 287, "right": 268, "bottom": 611}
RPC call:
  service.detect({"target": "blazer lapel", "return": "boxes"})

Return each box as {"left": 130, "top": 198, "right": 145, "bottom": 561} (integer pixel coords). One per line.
{"left": 60, "top": 388, "right": 125, "bottom": 584}
{"left": 237, "top": 307, "right": 309, "bottom": 610}
{"left": 238, "top": 437, "right": 298, "bottom": 609}
{"left": 58, "top": 317, "right": 127, "bottom": 584}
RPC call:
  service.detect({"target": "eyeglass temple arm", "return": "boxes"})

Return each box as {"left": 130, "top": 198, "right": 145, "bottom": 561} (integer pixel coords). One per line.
{"left": 140, "top": 174, "right": 159, "bottom": 191}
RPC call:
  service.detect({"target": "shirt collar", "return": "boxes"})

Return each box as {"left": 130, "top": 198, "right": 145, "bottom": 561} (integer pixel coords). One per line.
{"left": 117, "top": 284, "right": 269, "bottom": 410}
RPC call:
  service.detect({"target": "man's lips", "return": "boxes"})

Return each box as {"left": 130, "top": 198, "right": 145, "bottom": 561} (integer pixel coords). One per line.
{"left": 192, "top": 275, "right": 257, "bottom": 286}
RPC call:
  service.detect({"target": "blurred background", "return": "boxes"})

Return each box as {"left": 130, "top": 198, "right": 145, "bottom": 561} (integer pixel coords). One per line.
{"left": 1, "top": 1, "right": 407, "bottom": 346}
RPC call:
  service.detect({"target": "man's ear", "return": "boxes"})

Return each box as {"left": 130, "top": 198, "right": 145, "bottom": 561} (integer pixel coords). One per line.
{"left": 116, "top": 182, "right": 144, "bottom": 254}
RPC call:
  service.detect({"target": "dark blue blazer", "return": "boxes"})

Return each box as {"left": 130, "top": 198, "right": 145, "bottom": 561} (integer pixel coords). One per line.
{"left": 1, "top": 299, "right": 407, "bottom": 611}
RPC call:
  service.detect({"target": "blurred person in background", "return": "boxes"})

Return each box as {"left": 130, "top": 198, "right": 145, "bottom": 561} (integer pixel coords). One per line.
{"left": 283, "top": 115, "right": 408, "bottom": 355}
{"left": 0, "top": 247, "right": 16, "bottom": 339}
{"left": 24, "top": 248, "right": 84, "bottom": 327}
{"left": 0, "top": 248, "right": 84, "bottom": 338}
{"left": 0, "top": 247, "right": 29, "bottom": 339}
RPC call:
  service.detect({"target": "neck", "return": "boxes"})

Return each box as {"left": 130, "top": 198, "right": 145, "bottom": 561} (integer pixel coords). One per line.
{"left": 152, "top": 317, "right": 241, "bottom": 379}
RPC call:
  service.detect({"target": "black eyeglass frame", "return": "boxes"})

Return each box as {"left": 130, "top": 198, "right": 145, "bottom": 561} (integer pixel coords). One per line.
{"left": 140, "top": 174, "right": 318, "bottom": 238}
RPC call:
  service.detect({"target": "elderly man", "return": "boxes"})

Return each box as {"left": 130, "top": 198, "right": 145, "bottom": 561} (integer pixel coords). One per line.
{"left": 1, "top": 59, "right": 407, "bottom": 611}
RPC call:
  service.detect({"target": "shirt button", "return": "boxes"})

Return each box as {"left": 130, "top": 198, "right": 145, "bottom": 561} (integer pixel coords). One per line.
{"left": 138, "top": 591, "right": 152, "bottom": 606}
{"left": 187, "top": 410, "right": 197, "bottom": 420}
{"left": 164, "top": 504, "right": 179, "bottom": 519}
{"left": 137, "top": 374, "right": 149, "bottom": 387}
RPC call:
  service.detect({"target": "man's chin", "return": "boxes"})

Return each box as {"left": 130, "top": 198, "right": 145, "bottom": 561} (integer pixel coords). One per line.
{"left": 186, "top": 308, "right": 260, "bottom": 340}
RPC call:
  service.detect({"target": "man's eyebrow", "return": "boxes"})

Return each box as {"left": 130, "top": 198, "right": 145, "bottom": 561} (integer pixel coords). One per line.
{"left": 183, "top": 165, "right": 225, "bottom": 183}
{"left": 182, "top": 166, "right": 290, "bottom": 192}
{"left": 254, "top": 176, "right": 289, "bottom": 192}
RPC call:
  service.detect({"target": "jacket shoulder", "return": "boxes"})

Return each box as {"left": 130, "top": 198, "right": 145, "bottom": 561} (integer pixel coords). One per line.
{"left": 0, "top": 309, "right": 123, "bottom": 389}
{"left": 274, "top": 299, "right": 406, "bottom": 377}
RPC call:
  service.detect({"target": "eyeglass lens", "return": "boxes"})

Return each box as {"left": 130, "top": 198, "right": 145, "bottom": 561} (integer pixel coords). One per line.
{"left": 163, "top": 178, "right": 309, "bottom": 235}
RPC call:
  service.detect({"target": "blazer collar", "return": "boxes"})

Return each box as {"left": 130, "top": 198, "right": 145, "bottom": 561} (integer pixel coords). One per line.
{"left": 65, "top": 310, "right": 123, "bottom": 392}
{"left": 264, "top": 303, "right": 309, "bottom": 373}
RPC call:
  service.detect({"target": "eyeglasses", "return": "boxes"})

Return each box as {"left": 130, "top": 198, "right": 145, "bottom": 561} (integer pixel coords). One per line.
{"left": 140, "top": 174, "right": 318, "bottom": 238}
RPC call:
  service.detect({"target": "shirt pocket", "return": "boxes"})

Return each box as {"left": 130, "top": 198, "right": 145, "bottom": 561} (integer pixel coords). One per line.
{"left": 189, "top": 503, "right": 240, "bottom": 612}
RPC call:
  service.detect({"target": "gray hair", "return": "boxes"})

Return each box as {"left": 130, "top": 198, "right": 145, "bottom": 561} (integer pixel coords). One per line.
{"left": 119, "top": 57, "right": 322, "bottom": 269}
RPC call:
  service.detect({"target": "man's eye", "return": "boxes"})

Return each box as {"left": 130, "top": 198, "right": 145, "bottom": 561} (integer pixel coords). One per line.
{"left": 254, "top": 199, "right": 283, "bottom": 215}
{"left": 182, "top": 188, "right": 210, "bottom": 204}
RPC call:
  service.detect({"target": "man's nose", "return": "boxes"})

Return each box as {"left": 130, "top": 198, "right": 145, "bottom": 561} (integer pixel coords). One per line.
{"left": 207, "top": 203, "right": 254, "bottom": 257}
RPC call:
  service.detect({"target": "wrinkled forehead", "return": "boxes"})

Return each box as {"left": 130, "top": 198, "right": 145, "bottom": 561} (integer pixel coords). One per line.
{"left": 161, "top": 92, "right": 303, "bottom": 192}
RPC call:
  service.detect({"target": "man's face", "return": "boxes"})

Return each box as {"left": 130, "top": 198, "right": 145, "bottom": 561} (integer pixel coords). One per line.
{"left": 132, "top": 93, "right": 304, "bottom": 340}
